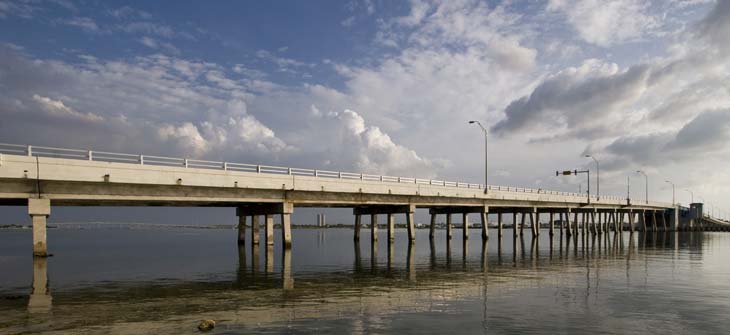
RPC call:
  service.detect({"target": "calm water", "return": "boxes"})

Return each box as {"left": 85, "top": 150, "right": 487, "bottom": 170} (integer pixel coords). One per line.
{"left": 2, "top": 226, "right": 730, "bottom": 334}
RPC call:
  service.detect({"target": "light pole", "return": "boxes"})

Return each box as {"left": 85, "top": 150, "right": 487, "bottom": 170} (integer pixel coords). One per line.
{"left": 636, "top": 170, "right": 648, "bottom": 204}
{"left": 665, "top": 180, "right": 675, "bottom": 205}
{"left": 469, "top": 120, "right": 488, "bottom": 194}
{"left": 684, "top": 189, "right": 693, "bottom": 204}
{"left": 585, "top": 154, "right": 599, "bottom": 200}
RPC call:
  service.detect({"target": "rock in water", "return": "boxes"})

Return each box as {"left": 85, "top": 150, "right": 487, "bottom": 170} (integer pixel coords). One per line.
{"left": 198, "top": 320, "right": 215, "bottom": 332}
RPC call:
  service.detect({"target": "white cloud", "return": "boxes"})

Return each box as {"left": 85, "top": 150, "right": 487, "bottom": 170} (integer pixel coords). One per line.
{"left": 547, "top": 0, "right": 661, "bottom": 46}
{"left": 63, "top": 17, "right": 102, "bottom": 33}
{"left": 32, "top": 94, "right": 104, "bottom": 122}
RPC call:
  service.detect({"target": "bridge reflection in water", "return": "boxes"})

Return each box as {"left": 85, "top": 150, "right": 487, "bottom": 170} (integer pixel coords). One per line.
{"left": 13, "top": 229, "right": 718, "bottom": 334}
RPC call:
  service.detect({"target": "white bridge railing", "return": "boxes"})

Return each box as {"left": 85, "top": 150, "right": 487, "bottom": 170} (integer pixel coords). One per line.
{"left": 0, "top": 143, "right": 630, "bottom": 202}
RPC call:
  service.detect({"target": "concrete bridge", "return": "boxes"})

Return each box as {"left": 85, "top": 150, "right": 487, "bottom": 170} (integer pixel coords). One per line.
{"left": 0, "top": 143, "right": 724, "bottom": 257}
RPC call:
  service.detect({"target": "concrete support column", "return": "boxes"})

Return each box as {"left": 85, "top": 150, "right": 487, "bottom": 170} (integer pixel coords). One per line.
{"left": 480, "top": 208, "right": 489, "bottom": 240}
{"left": 429, "top": 213, "right": 436, "bottom": 239}
{"left": 387, "top": 213, "right": 395, "bottom": 241}
{"left": 281, "top": 212, "right": 292, "bottom": 248}
{"left": 354, "top": 214, "right": 362, "bottom": 241}
{"left": 446, "top": 213, "right": 453, "bottom": 240}
{"left": 573, "top": 212, "right": 579, "bottom": 236}
{"left": 406, "top": 207, "right": 415, "bottom": 241}
{"left": 251, "top": 215, "right": 260, "bottom": 245}
{"left": 629, "top": 211, "right": 635, "bottom": 233}
{"left": 529, "top": 212, "right": 537, "bottom": 236}
{"left": 661, "top": 212, "right": 667, "bottom": 231}
{"left": 513, "top": 213, "right": 519, "bottom": 239}
{"left": 371, "top": 214, "right": 379, "bottom": 242}
{"left": 597, "top": 213, "right": 603, "bottom": 234}
{"left": 29, "top": 199, "right": 50, "bottom": 257}
{"left": 236, "top": 210, "right": 246, "bottom": 245}
{"left": 498, "top": 213, "right": 504, "bottom": 238}
{"left": 520, "top": 213, "right": 526, "bottom": 236}
{"left": 28, "top": 257, "right": 52, "bottom": 313}
{"left": 265, "top": 215, "right": 274, "bottom": 245}
{"left": 641, "top": 211, "right": 647, "bottom": 232}
{"left": 652, "top": 211, "right": 658, "bottom": 232}
{"left": 590, "top": 212, "right": 596, "bottom": 235}
{"left": 565, "top": 210, "right": 572, "bottom": 237}
{"left": 463, "top": 213, "right": 470, "bottom": 240}
{"left": 581, "top": 213, "right": 587, "bottom": 235}
{"left": 549, "top": 212, "right": 554, "bottom": 237}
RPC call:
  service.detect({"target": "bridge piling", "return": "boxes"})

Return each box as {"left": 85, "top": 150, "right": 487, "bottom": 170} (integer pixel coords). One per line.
{"left": 498, "top": 213, "right": 504, "bottom": 238}
{"left": 236, "top": 210, "right": 246, "bottom": 245}
{"left": 281, "top": 212, "right": 292, "bottom": 248}
{"left": 446, "top": 213, "right": 453, "bottom": 240}
{"left": 429, "top": 214, "right": 436, "bottom": 240}
{"left": 463, "top": 213, "right": 469, "bottom": 240}
{"left": 480, "top": 207, "right": 488, "bottom": 240}
{"left": 549, "top": 212, "right": 554, "bottom": 237}
{"left": 565, "top": 209, "right": 572, "bottom": 237}
{"left": 514, "top": 213, "right": 519, "bottom": 239}
{"left": 29, "top": 198, "right": 50, "bottom": 257}
{"left": 354, "top": 214, "right": 361, "bottom": 241}
{"left": 251, "top": 216, "right": 260, "bottom": 245}
{"left": 371, "top": 214, "right": 379, "bottom": 242}
{"left": 265, "top": 215, "right": 274, "bottom": 246}
{"left": 387, "top": 213, "right": 395, "bottom": 241}
{"left": 406, "top": 206, "right": 415, "bottom": 241}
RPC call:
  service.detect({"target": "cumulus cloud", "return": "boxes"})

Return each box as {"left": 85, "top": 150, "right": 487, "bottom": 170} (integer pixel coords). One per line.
{"left": 0, "top": 46, "right": 287, "bottom": 160}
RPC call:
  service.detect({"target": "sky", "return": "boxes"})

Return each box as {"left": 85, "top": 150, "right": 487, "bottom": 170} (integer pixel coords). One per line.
{"left": 1, "top": 0, "right": 729, "bottom": 224}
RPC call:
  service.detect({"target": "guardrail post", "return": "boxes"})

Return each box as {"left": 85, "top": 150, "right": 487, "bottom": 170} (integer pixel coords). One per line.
{"left": 338, "top": 172, "right": 342, "bottom": 178}
{"left": 380, "top": 175, "right": 383, "bottom": 182}
{"left": 87, "top": 150, "right": 93, "bottom": 161}
{"left": 256, "top": 165, "right": 261, "bottom": 173}
{"left": 223, "top": 162, "right": 228, "bottom": 171}
{"left": 139, "top": 155, "right": 144, "bottom": 165}
{"left": 315, "top": 170, "right": 319, "bottom": 177}
{"left": 360, "top": 173, "right": 363, "bottom": 180}
{"left": 27, "top": 145, "right": 32, "bottom": 157}
{"left": 288, "top": 167, "right": 292, "bottom": 175}
{"left": 184, "top": 159, "right": 189, "bottom": 168}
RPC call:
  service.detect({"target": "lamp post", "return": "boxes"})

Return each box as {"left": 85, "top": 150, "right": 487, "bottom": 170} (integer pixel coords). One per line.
{"left": 684, "top": 189, "right": 693, "bottom": 204}
{"left": 665, "top": 180, "right": 675, "bottom": 205}
{"left": 636, "top": 170, "right": 648, "bottom": 204}
{"left": 469, "top": 120, "right": 488, "bottom": 194}
{"left": 585, "top": 154, "right": 599, "bottom": 200}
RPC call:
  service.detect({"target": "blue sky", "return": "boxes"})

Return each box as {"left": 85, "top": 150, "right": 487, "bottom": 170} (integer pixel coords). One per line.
{"left": 1, "top": 0, "right": 729, "bottom": 223}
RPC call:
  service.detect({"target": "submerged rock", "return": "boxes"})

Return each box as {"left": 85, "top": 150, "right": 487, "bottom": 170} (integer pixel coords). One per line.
{"left": 198, "top": 320, "right": 215, "bottom": 332}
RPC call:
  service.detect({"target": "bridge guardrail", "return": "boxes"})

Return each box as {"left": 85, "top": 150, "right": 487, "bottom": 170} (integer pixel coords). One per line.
{"left": 0, "top": 142, "right": 656, "bottom": 205}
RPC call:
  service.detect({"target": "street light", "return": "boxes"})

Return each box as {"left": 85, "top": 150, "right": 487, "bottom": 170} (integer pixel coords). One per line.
{"left": 636, "top": 170, "right": 648, "bottom": 204}
{"left": 665, "top": 180, "right": 675, "bottom": 205}
{"left": 469, "top": 120, "right": 488, "bottom": 194}
{"left": 684, "top": 189, "right": 693, "bottom": 204}
{"left": 585, "top": 154, "right": 599, "bottom": 200}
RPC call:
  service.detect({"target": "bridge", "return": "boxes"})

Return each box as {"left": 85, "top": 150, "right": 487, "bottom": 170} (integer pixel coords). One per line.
{"left": 0, "top": 143, "right": 725, "bottom": 257}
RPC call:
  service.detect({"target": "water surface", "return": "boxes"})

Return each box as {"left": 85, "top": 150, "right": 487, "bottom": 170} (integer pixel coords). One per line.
{"left": 1, "top": 226, "right": 729, "bottom": 334}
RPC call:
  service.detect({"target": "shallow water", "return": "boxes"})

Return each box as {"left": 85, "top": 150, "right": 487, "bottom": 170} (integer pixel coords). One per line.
{"left": 1, "top": 227, "right": 730, "bottom": 334}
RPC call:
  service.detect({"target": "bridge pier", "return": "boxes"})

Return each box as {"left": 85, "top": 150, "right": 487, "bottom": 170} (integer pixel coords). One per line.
{"left": 480, "top": 208, "right": 489, "bottom": 240}
{"left": 251, "top": 216, "right": 260, "bottom": 245}
{"left": 429, "top": 213, "right": 436, "bottom": 239}
{"left": 498, "top": 213, "right": 504, "bottom": 238}
{"left": 549, "top": 212, "right": 554, "bottom": 237}
{"left": 387, "top": 213, "right": 395, "bottom": 241}
{"left": 446, "top": 213, "right": 453, "bottom": 240}
{"left": 29, "top": 198, "right": 51, "bottom": 257}
{"left": 236, "top": 212, "right": 246, "bottom": 244}
{"left": 565, "top": 209, "right": 572, "bottom": 237}
{"left": 354, "top": 214, "right": 362, "bottom": 241}
{"left": 462, "top": 213, "right": 469, "bottom": 240}
{"left": 371, "top": 214, "right": 379, "bottom": 242}
{"left": 265, "top": 215, "right": 274, "bottom": 245}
